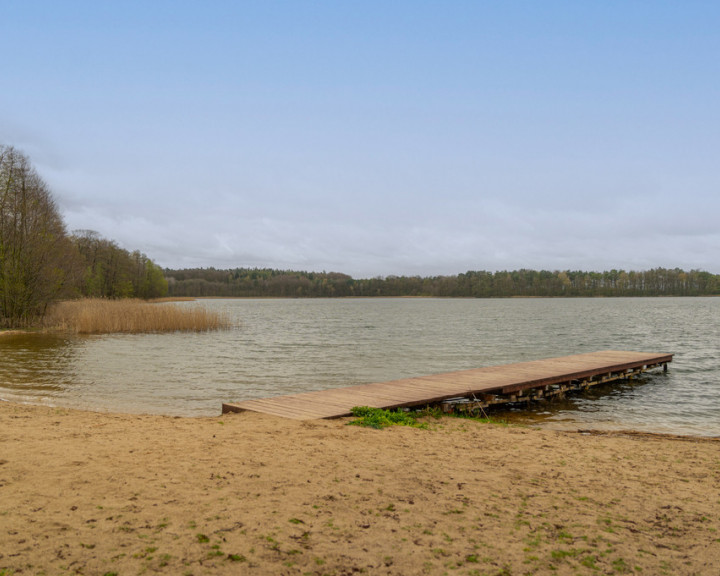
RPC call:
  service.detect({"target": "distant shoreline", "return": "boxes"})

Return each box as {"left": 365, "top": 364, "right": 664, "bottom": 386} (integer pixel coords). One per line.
{"left": 191, "top": 293, "right": 720, "bottom": 299}
{"left": 164, "top": 267, "right": 720, "bottom": 299}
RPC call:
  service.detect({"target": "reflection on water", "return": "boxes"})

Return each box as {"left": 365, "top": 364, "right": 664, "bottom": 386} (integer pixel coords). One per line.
{"left": 1, "top": 298, "right": 718, "bottom": 436}
{"left": 0, "top": 333, "right": 78, "bottom": 393}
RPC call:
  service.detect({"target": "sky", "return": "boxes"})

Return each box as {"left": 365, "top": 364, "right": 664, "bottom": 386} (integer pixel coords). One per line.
{"left": 1, "top": 1, "right": 718, "bottom": 277}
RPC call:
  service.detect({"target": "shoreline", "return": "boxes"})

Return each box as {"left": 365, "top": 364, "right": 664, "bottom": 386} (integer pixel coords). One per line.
{"left": 5, "top": 394, "right": 719, "bottom": 440}
{"left": 5, "top": 394, "right": 720, "bottom": 440}
{"left": 1, "top": 401, "right": 718, "bottom": 575}
{"left": 0, "top": 329, "right": 28, "bottom": 337}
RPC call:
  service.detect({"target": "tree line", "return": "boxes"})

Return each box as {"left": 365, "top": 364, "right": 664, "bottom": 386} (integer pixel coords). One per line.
{"left": 1, "top": 146, "right": 167, "bottom": 328}
{"left": 3, "top": 145, "right": 718, "bottom": 327}
{"left": 165, "top": 267, "right": 720, "bottom": 299}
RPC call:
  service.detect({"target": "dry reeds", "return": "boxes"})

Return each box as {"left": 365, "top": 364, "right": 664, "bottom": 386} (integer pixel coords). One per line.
{"left": 46, "top": 299, "right": 232, "bottom": 334}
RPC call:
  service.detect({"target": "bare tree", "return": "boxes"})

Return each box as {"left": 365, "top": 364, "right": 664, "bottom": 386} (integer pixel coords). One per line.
{"left": 0, "top": 145, "right": 77, "bottom": 327}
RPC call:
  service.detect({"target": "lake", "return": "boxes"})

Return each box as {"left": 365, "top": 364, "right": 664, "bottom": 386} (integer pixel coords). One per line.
{"left": 1, "top": 297, "right": 718, "bottom": 436}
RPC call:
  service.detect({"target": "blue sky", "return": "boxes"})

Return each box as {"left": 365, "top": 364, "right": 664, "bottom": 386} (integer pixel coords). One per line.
{"left": 2, "top": 1, "right": 718, "bottom": 276}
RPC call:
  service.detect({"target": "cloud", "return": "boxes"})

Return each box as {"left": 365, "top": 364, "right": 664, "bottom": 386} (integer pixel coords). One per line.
{"left": 5, "top": 2, "right": 720, "bottom": 276}
{"left": 56, "top": 170, "right": 720, "bottom": 278}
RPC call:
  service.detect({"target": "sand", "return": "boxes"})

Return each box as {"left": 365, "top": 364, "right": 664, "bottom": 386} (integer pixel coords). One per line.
{"left": 1, "top": 402, "right": 719, "bottom": 575}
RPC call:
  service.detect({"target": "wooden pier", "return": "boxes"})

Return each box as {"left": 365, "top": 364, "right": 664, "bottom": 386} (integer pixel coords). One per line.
{"left": 222, "top": 350, "right": 673, "bottom": 420}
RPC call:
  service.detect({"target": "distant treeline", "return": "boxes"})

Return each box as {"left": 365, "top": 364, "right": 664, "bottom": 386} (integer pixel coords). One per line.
{"left": 165, "top": 267, "right": 720, "bottom": 298}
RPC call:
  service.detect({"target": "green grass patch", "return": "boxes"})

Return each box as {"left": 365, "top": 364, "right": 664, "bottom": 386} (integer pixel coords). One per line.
{"left": 227, "top": 553, "right": 247, "bottom": 562}
{"left": 348, "top": 406, "right": 428, "bottom": 430}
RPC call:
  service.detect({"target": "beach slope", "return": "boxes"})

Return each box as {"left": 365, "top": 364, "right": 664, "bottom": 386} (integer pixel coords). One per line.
{"left": 1, "top": 402, "right": 718, "bottom": 575}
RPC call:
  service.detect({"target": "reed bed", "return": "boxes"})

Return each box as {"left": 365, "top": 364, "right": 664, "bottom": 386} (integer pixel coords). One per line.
{"left": 46, "top": 299, "right": 232, "bottom": 334}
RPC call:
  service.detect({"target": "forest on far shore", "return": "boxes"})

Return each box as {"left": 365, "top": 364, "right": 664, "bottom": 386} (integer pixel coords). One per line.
{"left": 165, "top": 267, "right": 720, "bottom": 299}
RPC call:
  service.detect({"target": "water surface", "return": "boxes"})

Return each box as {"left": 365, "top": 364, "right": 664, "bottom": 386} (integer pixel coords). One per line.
{"left": 1, "top": 298, "right": 718, "bottom": 436}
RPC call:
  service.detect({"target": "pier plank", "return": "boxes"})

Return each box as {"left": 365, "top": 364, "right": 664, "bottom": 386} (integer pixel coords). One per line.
{"left": 222, "top": 351, "right": 672, "bottom": 420}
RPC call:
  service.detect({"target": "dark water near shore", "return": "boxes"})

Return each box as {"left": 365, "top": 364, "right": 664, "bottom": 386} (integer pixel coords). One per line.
{"left": 1, "top": 298, "right": 718, "bottom": 436}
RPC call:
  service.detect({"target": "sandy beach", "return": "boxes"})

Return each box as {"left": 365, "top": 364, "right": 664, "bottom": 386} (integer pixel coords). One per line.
{"left": 1, "top": 401, "right": 719, "bottom": 575}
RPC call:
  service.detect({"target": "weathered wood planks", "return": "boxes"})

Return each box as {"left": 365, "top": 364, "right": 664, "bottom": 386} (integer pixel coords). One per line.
{"left": 222, "top": 350, "right": 673, "bottom": 420}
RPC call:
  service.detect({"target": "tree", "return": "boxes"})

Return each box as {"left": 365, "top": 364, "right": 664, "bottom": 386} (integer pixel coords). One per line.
{"left": 0, "top": 145, "right": 78, "bottom": 327}
{"left": 131, "top": 250, "right": 168, "bottom": 299}
{"left": 72, "top": 230, "right": 132, "bottom": 298}
{"left": 71, "top": 231, "right": 168, "bottom": 299}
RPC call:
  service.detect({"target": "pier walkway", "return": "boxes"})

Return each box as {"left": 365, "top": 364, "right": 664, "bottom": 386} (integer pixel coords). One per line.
{"left": 222, "top": 350, "right": 673, "bottom": 420}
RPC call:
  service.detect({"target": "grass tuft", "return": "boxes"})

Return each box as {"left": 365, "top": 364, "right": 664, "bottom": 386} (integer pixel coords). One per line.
{"left": 45, "top": 298, "right": 232, "bottom": 334}
{"left": 227, "top": 553, "right": 247, "bottom": 562}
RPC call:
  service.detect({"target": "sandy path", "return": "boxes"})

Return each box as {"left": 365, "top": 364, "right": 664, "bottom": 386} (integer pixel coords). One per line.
{"left": 1, "top": 401, "right": 719, "bottom": 575}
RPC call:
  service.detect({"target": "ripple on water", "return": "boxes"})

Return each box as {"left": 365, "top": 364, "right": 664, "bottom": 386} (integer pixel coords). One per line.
{"left": 1, "top": 297, "right": 718, "bottom": 435}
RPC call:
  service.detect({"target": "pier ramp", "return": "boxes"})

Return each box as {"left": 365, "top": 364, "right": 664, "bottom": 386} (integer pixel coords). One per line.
{"left": 222, "top": 350, "right": 672, "bottom": 420}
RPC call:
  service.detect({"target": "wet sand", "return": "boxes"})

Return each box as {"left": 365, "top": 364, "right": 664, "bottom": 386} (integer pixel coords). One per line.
{"left": 1, "top": 401, "right": 719, "bottom": 575}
